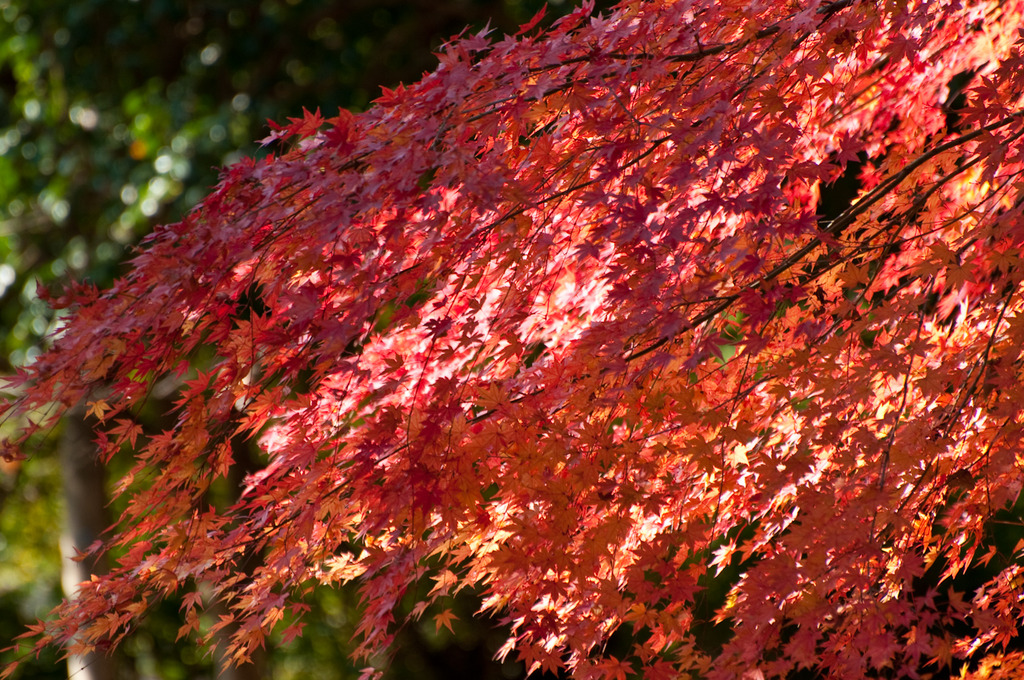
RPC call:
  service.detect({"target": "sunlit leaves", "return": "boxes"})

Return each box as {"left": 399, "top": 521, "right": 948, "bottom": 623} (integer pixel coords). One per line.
{"left": 5, "top": 0, "right": 1024, "bottom": 678}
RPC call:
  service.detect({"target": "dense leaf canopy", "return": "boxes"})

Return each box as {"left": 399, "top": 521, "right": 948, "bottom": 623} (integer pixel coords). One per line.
{"left": 5, "top": 0, "right": 1024, "bottom": 677}
{"left": 1, "top": 2, "right": 568, "bottom": 677}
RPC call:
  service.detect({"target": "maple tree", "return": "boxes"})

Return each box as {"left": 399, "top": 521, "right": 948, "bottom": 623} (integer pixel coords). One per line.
{"left": 5, "top": 0, "right": 1024, "bottom": 677}
{"left": 0, "top": 3, "right": 582, "bottom": 678}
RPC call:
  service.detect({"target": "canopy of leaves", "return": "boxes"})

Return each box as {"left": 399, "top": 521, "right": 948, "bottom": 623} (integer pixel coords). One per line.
{"left": 5, "top": 0, "right": 1024, "bottom": 678}
{"left": 0, "top": 0, "right": 570, "bottom": 367}
{"left": 1, "top": 1, "right": 575, "bottom": 677}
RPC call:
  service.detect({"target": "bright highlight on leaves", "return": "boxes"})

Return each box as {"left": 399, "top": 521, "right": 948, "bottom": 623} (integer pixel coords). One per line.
{"left": 4, "top": 0, "right": 1024, "bottom": 678}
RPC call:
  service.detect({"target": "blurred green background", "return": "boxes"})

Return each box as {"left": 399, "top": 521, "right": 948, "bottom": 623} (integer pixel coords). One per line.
{"left": 0, "top": 1, "right": 596, "bottom": 677}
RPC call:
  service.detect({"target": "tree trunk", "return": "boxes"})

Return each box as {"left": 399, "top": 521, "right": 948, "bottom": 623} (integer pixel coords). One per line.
{"left": 59, "top": 406, "right": 117, "bottom": 680}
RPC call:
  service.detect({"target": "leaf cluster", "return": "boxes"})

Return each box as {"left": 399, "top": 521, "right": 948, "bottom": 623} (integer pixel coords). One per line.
{"left": 6, "top": 0, "right": 1024, "bottom": 678}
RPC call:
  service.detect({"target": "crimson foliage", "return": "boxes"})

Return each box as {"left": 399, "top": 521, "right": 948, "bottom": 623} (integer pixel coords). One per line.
{"left": 6, "top": 1, "right": 1024, "bottom": 678}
